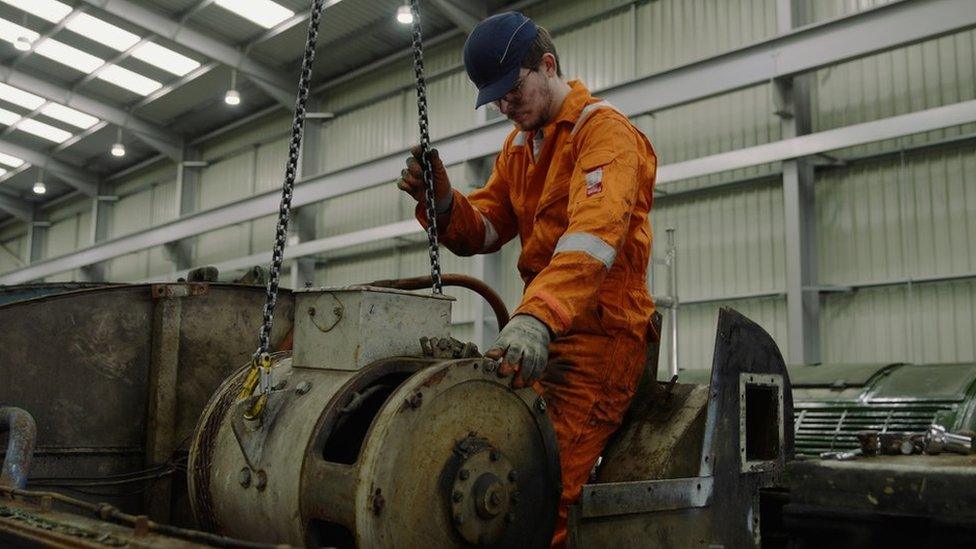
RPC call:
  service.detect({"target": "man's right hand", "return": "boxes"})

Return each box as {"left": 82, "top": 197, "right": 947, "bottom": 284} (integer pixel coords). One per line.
{"left": 397, "top": 145, "right": 453, "bottom": 214}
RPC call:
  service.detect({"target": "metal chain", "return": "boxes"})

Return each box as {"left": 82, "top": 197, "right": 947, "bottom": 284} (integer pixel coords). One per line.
{"left": 410, "top": 0, "right": 444, "bottom": 294}
{"left": 256, "top": 0, "right": 326, "bottom": 361}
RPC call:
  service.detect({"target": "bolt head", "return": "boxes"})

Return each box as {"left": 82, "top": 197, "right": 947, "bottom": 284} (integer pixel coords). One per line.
{"left": 510, "top": 491, "right": 521, "bottom": 504}
{"left": 459, "top": 469, "right": 470, "bottom": 480}
{"left": 490, "top": 492, "right": 501, "bottom": 505}
{"left": 255, "top": 470, "right": 268, "bottom": 491}
{"left": 452, "top": 490, "right": 463, "bottom": 502}
{"left": 307, "top": 306, "right": 316, "bottom": 316}
{"left": 453, "top": 512, "right": 464, "bottom": 525}
{"left": 508, "top": 470, "right": 518, "bottom": 482}
{"left": 489, "top": 449, "right": 500, "bottom": 461}
{"left": 536, "top": 397, "right": 547, "bottom": 412}
{"left": 239, "top": 468, "right": 251, "bottom": 488}
{"left": 295, "top": 381, "right": 312, "bottom": 395}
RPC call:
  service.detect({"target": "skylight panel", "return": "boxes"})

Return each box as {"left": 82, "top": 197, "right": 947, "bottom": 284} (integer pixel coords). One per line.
{"left": 34, "top": 39, "right": 103, "bottom": 73}
{"left": 131, "top": 42, "right": 200, "bottom": 76}
{"left": 0, "top": 18, "right": 39, "bottom": 44}
{"left": 0, "top": 0, "right": 72, "bottom": 24}
{"left": 213, "top": 0, "right": 294, "bottom": 29}
{"left": 65, "top": 13, "right": 140, "bottom": 51}
{"left": 40, "top": 103, "right": 99, "bottom": 129}
{"left": 0, "top": 108, "right": 20, "bottom": 126}
{"left": 0, "top": 152, "right": 25, "bottom": 168}
{"left": 17, "top": 118, "right": 72, "bottom": 143}
{"left": 0, "top": 83, "right": 44, "bottom": 110}
{"left": 97, "top": 65, "right": 162, "bottom": 96}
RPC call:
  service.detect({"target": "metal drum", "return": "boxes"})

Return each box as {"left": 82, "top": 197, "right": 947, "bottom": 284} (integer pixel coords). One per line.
{"left": 187, "top": 286, "right": 561, "bottom": 547}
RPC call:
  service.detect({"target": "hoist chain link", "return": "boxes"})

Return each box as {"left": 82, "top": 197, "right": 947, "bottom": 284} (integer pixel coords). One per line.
{"left": 255, "top": 0, "right": 326, "bottom": 363}
{"left": 410, "top": 0, "right": 444, "bottom": 295}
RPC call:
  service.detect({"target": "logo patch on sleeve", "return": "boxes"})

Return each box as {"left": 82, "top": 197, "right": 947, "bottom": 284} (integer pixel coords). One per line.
{"left": 585, "top": 167, "right": 603, "bottom": 197}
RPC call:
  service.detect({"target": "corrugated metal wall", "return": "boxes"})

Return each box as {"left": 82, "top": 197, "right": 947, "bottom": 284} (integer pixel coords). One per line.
{"left": 4, "top": 0, "right": 974, "bottom": 367}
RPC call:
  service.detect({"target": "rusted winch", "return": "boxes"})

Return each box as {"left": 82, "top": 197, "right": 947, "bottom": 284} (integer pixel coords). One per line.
{"left": 187, "top": 286, "right": 560, "bottom": 547}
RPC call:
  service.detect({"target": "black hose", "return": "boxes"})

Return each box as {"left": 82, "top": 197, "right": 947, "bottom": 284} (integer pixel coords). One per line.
{"left": 0, "top": 406, "right": 36, "bottom": 490}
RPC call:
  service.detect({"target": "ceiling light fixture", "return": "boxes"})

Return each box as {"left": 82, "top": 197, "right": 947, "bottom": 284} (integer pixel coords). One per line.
{"left": 111, "top": 126, "right": 125, "bottom": 157}
{"left": 0, "top": 83, "right": 44, "bottom": 110}
{"left": 396, "top": 3, "right": 413, "bottom": 25}
{"left": 224, "top": 69, "right": 241, "bottom": 106}
{"left": 33, "top": 169, "right": 46, "bottom": 195}
{"left": 0, "top": 152, "right": 24, "bottom": 168}
{"left": 213, "top": 0, "right": 293, "bottom": 29}
{"left": 0, "top": 0, "right": 72, "bottom": 24}
{"left": 65, "top": 13, "right": 139, "bottom": 51}
{"left": 131, "top": 42, "right": 200, "bottom": 76}
{"left": 40, "top": 103, "right": 98, "bottom": 129}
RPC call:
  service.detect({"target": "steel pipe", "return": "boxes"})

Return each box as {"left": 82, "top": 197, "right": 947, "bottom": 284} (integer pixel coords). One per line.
{"left": 0, "top": 406, "right": 36, "bottom": 490}
{"left": 368, "top": 273, "right": 511, "bottom": 330}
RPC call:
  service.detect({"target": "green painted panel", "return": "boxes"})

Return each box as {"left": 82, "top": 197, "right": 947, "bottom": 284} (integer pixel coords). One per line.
{"left": 867, "top": 363, "right": 976, "bottom": 402}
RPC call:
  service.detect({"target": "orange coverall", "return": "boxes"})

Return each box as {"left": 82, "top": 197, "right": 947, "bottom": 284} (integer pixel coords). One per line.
{"left": 416, "top": 80, "right": 656, "bottom": 546}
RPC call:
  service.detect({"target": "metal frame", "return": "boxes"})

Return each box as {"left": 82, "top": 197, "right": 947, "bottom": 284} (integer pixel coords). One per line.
{"left": 0, "top": 66, "right": 183, "bottom": 161}
{"left": 739, "top": 373, "right": 786, "bottom": 473}
{"left": 429, "top": 0, "right": 487, "bottom": 33}
{"left": 78, "top": 0, "right": 295, "bottom": 108}
{"left": 578, "top": 476, "right": 714, "bottom": 518}
{"left": 777, "top": 0, "right": 820, "bottom": 365}
{"left": 8, "top": 94, "right": 976, "bottom": 285}
{"left": 0, "top": 138, "right": 99, "bottom": 197}
{"left": 0, "top": 0, "right": 972, "bottom": 306}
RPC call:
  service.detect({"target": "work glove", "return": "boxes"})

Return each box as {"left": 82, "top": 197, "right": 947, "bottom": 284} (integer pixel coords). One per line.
{"left": 397, "top": 145, "right": 453, "bottom": 214}
{"left": 485, "top": 314, "right": 552, "bottom": 388}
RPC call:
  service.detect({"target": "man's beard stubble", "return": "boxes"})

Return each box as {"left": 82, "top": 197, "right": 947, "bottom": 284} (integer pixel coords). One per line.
{"left": 517, "top": 84, "right": 553, "bottom": 132}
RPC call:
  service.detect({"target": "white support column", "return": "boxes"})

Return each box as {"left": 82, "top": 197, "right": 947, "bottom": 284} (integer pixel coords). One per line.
{"left": 25, "top": 209, "right": 48, "bottom": 276}
{"left": 167, "top": 145, "right": 202, "bottom": 273}
{"left": 778, "top": 0, "right": 820, "bottom": 364}
{"left": 289, "top": 98, "right": 324, "bottom": 289}
{"left": 81, "top": 183, "right": 114, "bottom": 281}
{"left": 463, "top": 157, "right": 502, "bottom": 351}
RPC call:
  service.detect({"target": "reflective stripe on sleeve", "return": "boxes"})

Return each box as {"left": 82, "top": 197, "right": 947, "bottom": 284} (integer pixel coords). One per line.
{"left": 479, "top": 211, "right": 499, "bottom": 251}
{"left": 553, "top": 232, "right": 616, "bottom": 269}
{"left": 571, "top": 100, "right": 618, "bottom": 136}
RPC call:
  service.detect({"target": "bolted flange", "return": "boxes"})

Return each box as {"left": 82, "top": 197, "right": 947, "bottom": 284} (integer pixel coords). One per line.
{"left": 448, "top": 438, "right": 516, "bottom": 545}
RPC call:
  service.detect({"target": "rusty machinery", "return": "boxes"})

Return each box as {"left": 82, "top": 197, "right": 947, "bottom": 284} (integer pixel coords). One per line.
{"left": 187, "top": 286, "right": 561, "bottom": 547}
{"left": 181, "top": 283, "right": 792, "bottom": 547}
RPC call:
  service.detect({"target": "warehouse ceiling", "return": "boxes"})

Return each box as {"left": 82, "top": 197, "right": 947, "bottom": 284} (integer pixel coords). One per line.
{"left": 0, "top": 0, "right": 522, "bottom": 220}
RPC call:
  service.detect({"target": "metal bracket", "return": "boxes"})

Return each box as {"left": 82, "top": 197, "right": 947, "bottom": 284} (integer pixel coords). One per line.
{"left": 578, "top": 476, "right": 714, "bottom": 518}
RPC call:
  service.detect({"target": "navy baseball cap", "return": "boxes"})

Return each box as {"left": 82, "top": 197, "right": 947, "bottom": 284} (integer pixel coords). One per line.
{"left": 463, "top": 12, "right": 539, "bottom": 108}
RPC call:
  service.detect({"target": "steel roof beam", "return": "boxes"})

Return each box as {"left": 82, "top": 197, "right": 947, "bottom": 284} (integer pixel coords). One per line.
{"left": 79, "top": 0, "right": 295, "bottom": 109}
{"left": 0, "top": 139, "right": 99, "bottom": 197}
{"left": 0, "top": 191, "right": 33, "bottom": 222}
{"left": 2, "top": 0, "right": 973, "bottom": 283}
{"left": 0, "top": 67, "right": 182, "bottom": 161}
{"left": 13, "top": 96, "right": 976, "bottom": 284}
{"left": 428, "top": 0, "right": 486, "bottom": 33}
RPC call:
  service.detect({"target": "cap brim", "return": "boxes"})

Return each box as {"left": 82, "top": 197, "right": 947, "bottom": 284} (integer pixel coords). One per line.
{"left": 474, "top": 65, "right": 520, "bottom": 108}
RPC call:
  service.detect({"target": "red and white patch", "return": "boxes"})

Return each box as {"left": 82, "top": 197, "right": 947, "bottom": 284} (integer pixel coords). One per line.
{"left": 585, "top": 167, "right": 603, "bottom": 197}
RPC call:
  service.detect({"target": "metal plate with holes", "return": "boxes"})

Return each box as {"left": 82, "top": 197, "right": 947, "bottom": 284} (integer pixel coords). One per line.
{"left": 579, "top": 477, "right": 714, "bottom": 518}
{"left": 739, "top": 373, "right": 785, "bottom": 473}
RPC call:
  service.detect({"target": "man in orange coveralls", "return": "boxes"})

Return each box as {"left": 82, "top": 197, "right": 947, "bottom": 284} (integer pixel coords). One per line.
{"left": 397, "top": 12, "right": 656, "bottom": 547}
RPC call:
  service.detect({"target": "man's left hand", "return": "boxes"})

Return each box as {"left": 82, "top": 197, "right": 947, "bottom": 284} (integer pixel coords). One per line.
{"left": 485, "top": 314, "right": 552, "bottom": 387}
